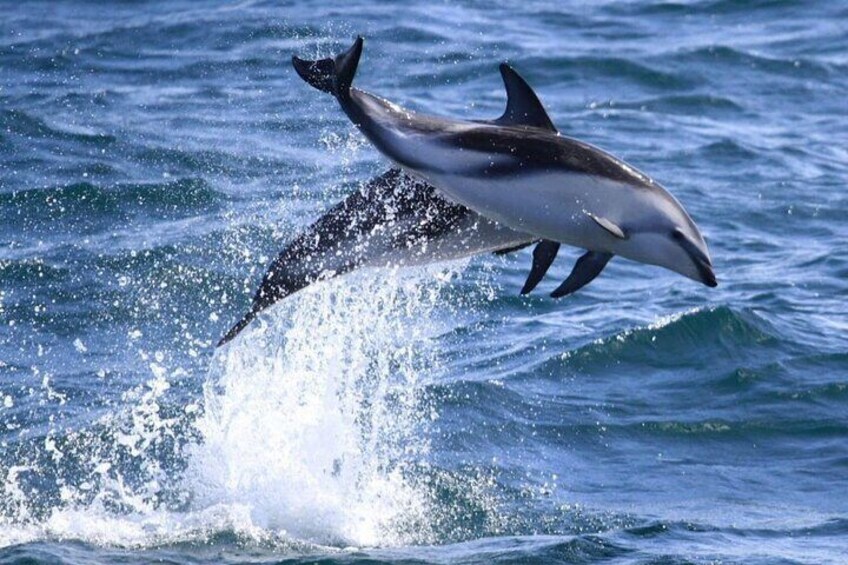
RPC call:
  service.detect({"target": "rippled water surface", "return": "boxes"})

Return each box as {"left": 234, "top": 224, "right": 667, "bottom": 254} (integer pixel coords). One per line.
{"left": 1, "top": 1, "right": 847, "bottom": 563}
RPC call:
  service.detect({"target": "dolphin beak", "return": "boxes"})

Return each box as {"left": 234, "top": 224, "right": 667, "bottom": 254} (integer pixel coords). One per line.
{"left": 683, "top": 246, "right": 718, "bottom": 288}
{"left": 700, "top": 262, "right": 718, "bottom": 288}
{"left": 689, "top": 249, "right": 717, "bottom": 288}
{"left": 690, "top": 248, "right": 717, "bottom": 287}
{"left": 674, "top": 229, "right": 717, "bottom": 288}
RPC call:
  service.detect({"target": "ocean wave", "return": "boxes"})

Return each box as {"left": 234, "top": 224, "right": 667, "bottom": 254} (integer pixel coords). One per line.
{"left": 698, "top": 138, "right": 761, "bottom": 160}
{"left": 616, "top": 94, "right": 746, "bottom": 115}
{"left": 131, "top": 146, "right": 291, "bottom": 180}
{"left": 610, "top": 0, "right": 813, "bottom": 16}
{"left": 372, "top": 25, "right": 450, "bottom": 44}
{"left": 0, "top": 109, "right": 116, "bottom": 145}
{"left": 523, "top": 55, "right": 699, "bottom": 90}
{"left": 673, "top": 45, "right": 834, "bottom": 79}
{"left": 0, "top": 258, "right": 69, "bottom": 284}
{"left": 557, "top": 306, "right": 780, "bottom": 372}
{"left": 1, "top": 178, "right": 224, "bottom": 227}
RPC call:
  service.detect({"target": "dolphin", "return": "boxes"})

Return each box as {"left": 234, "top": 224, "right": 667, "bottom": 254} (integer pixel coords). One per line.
{"left": 291, "top": 37, "right": 718, "bottom": 295}
{"left": 218, "top": 168, "right": 538, "bottom": 346}
{"left": 218, "top": 48, "right": 579, "bottom": 347}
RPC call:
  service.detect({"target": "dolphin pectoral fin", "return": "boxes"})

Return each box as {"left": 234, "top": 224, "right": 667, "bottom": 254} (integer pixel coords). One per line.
{"left": 521, "top": 240, "right": 561, "bottom": 294}
{"left": 550, "top": 251, "right": 612, "bottom": 298}
{"left": 494, "top": 64, "right": 557, "bottom": 132}
{"left": 493, "top": 241, "right": 536, "bottom": 256}
{"left": 587, "top": 212, "right": 627, "bottom": 240}
{"left": 293, "top": 36, "right": 363, "bottom": 98}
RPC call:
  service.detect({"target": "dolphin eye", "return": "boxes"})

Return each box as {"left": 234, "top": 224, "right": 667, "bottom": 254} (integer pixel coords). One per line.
{"left": 671, "top": 229, "right": 685, "bottom": 241}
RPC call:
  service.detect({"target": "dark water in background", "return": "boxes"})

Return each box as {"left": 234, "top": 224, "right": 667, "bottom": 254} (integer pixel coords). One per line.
{"left": 1, "top": 0, "right": 847, "bottom": 562}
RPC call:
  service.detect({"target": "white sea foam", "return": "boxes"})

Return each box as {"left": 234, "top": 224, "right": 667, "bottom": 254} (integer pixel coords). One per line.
{"left": 185, "top": 267, "right": 452, "bottom": 547}
{"left": 0, "top": 266, "right": 459, "bottom": 550}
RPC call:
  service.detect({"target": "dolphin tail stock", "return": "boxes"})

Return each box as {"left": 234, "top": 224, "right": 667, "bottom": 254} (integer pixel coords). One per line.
{"left": 292, "top": 36, "right": 364, "bottom": 98}
{"left": 216, "top": 257, "right": 302, "bottom": 347}
{"left": 217, "top": 264, "right": 317, "bottom": 348}
{"left": 218, "top": 308, "right": 259, "bottom": 347}
{"left": 217, "top": 271, "right": 303, "bottom": 347}
{"left": 217, "top": 252, "right": 362, "bottom": 347}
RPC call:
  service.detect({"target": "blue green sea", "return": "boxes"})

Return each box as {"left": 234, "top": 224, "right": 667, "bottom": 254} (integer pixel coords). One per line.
{"left": 1, "top": 1, "right": 846, "bottom": 563}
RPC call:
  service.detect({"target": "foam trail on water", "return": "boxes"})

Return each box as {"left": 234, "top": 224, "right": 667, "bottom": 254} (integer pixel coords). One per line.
{"left": 185, "top": 266, "right": 456, "bottom": 547}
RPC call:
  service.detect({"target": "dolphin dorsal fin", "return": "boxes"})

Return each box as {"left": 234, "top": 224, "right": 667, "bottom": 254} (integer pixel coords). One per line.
{"left": 495, "top": 64, "right": 557, "bottom": 132}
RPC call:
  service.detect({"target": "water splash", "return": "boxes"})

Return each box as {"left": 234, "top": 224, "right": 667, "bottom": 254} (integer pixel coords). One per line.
{"left": 0, "top": 265, "right": 462, "bottom": 549}
{"left": 186, "top": 267, "right": 454, "bottom": 547}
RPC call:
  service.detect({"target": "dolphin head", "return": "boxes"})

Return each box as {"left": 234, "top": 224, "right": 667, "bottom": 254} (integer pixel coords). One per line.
{"left": 615, "top": 194, "right": 717, "bottom": 288}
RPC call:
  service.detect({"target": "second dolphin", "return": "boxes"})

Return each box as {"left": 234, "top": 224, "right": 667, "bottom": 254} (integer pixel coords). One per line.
{"left": 218, "top": 169, "right": 538, "bottom": 345}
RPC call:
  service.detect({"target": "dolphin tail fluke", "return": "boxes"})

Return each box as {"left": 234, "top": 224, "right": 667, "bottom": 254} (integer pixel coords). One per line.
{"left": 292, "top": 36, "right": 363, "bottom": 98}
{"left": 217, "top": 308, "right": 259, "bottom": 347}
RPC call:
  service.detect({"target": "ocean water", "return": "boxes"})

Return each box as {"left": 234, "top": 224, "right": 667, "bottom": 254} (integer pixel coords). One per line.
{"left": 1, "top": 0, "right": 846, "bottom": 563}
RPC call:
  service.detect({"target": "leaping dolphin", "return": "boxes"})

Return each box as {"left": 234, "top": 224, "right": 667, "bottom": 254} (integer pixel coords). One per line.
{"left": 218, "top": 169, "right": 538, "bottom": 346}
{"left": 292, "top": 37, "right": 717, "bottom": 293}
{"left": 218, "top": 48, "right": 578, "bottom": 346}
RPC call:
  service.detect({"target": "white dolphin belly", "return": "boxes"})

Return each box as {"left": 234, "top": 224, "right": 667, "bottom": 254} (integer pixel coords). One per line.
{"left": 415, "top": 166, "right": 654, "bottom": 253}
{"left": 361, "top": 213, "right": 533, "bottom": 267}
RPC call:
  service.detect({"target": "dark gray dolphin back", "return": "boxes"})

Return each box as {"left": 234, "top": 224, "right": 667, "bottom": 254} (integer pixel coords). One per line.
{"left": 219, "top": 169, "right": 477, "bottom": 346}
